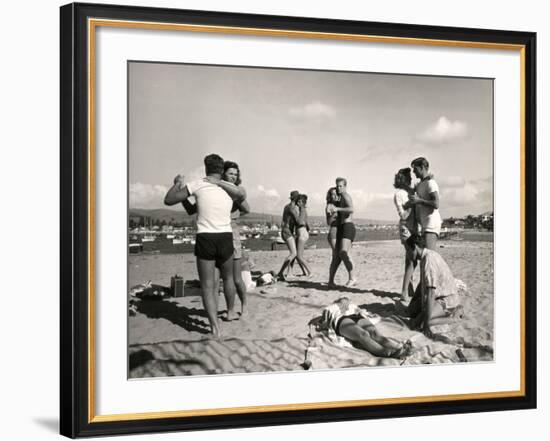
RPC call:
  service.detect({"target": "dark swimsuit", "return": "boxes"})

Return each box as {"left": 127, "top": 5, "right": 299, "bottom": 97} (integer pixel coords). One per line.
{"left": 335, "top": 313, "right": 363, "bottom": 336}
{"left": 336, "top": 223, "right": 356, "bottom": 242}
{"left": 281, "top": 203, "right": 297, "bottom": 241}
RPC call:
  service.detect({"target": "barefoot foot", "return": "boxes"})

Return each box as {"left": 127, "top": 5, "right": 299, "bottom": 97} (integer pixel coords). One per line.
{"left": 226, "top": 310, "right": 239, "bottom": 321}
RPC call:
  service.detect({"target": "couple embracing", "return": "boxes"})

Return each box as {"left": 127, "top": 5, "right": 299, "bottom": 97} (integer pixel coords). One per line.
{"left": 393, "top": 156, "right": 442, "bottom": 300}
{"left": 164, "top": 154, "right": 249, "bottom": 337}
{"left": 277, "top": 191, "right": 312, "bottom": 280}
{"left": 393, "top": 157, "right": 463, "bottom": 338}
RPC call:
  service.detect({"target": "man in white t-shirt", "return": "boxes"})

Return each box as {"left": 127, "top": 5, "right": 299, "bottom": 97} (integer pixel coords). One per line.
{"left": 164, "top": 154, "right": 245, "bottom": 337}
{"left": 409, "top": 157, "right": 442, "bottom": 250}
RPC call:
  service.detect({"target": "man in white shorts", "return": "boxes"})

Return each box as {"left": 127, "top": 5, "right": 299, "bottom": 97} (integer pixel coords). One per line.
{"left": 164, "top": 154, "right": 245, "bottom": 337}
{"left": 409, "top": 157, "right": 442, "bottom": 250}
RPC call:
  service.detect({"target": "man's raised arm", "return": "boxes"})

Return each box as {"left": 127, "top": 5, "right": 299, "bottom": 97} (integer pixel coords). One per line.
{"left": 164, "top": 175, "right": 190, "bottom": 206}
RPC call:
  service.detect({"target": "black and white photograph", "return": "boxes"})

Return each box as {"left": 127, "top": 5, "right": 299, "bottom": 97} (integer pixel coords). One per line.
{"left": 127, "top": 61, "right": 494, "bottom": 378}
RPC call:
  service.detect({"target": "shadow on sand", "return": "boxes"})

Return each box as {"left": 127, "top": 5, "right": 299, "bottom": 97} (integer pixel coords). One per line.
{"left": 284, "top": 279, "right": 368, "bottom": 294}
{"left": 136, "top": 299, "right": 211, "bottom": 335}
{"left": 284, "top": 280, "right": 402, "bottom": 301}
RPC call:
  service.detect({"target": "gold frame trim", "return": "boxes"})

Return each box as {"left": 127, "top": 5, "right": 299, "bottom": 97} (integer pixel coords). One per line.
{"left": 87, "top": 18, "right": 527, "bottom": 423}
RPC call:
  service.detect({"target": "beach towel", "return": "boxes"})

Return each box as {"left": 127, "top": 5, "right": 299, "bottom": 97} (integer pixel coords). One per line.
{"left": 305, "top": 308, "right": 493, "bottom": 370}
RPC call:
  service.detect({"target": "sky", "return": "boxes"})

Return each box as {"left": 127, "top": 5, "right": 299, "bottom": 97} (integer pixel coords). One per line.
{"left": 128, "top": 61, "right": 493, "bottom": 220}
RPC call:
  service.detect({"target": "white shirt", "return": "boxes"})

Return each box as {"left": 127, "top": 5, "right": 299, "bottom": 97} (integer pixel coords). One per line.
{"left": 186, "top": 179, "right": 233, "bottom": 233}
{"left": 394, "top": 188, "right": 417, "bottom": 234}
{"left": 415, "top": 178, "right": 442, "bottom": 235}
{"left": 394, "top": 189, "right": 413, "bottom": 221}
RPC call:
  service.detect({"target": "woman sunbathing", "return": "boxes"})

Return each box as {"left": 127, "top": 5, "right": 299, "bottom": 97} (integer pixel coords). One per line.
{"left": 316, "top": 297, "right": 412, "bottom": 359}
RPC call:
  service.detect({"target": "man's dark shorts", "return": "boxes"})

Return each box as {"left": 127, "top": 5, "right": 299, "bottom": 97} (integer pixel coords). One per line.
{"left": 195, "top": 233, "right": 234, "bottom": 267}
{"left": 336, "top": 222, "right": 356, "bottom": 242}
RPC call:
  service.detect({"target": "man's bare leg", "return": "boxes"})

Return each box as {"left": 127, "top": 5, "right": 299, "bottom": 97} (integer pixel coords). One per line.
{"left": 196, "top": 258, "right": 221, "bottom": 337}
{"left": 339, "top": 238, "right": 356, "bottom": 286}
{"left": 338, "top": 320, "right": 399, "bottom": 357}
{"left": 328, "top": 246, "right": 341, "bottom": 287}
{"left": 361, "top": 323, "right": 402, "bottom": 351}
{"left": 219, "top": 256, "right": 238, "bottom": 321}
{"left": 277, "top": 237, "right": 297, "bottom": 280}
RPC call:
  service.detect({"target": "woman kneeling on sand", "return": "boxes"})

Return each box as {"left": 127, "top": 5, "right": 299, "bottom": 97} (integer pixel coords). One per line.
{"left": 405, "top": 233, "right": 465, "bottom": 338}
{"left": 319, "top": 297, "right": 412, "bottom": 359}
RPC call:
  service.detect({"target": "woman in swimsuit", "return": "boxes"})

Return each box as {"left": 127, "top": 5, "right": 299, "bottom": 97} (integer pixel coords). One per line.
{"left": 318, "top": 297, "right": 412, "bottom": 358}
{"left": 292, "top": 194, "right": 312, "bottom": 277}
{"left": 277, "top": 191, "right": 300, "bottom": 280}
{"left": 393, "top": 167, "right": 418, "bottom": 301}
{"left": 325, "top": 187, "right": 340, "bottom": 252}
{"left": 223, "top": 162, "right": 250, "bottom": 317}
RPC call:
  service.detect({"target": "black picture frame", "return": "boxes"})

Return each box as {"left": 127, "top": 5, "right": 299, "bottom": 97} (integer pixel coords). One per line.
{"left": 60, "top": 2, "right": 537, "bottom": 438}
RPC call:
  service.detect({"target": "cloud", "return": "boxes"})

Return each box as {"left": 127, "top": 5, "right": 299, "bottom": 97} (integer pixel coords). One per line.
{"left": 349, "top": 190, "right": 393, "bottom": 214}
{"left": 289, "top": 101, "right": 336, "bottom": 120}
{"left": 129, "top": 182, "right": 168, "bottom": 208}
{"left": 438, "top": 176, "right": 493, "bottom": 209}
{"left": 418, "top": 116, "right": 468, "bottom": 144}
{"left": 256, "top": 185, "right": 280, "bottom": 199}
{"left": 442, "top": 183, "right": 479, "bottom": 205}
{"left": 248, "top": 185, "right": 282, "bottom": 213}
{"left": 437, "top": 175, "right": 466, "bottom": 188}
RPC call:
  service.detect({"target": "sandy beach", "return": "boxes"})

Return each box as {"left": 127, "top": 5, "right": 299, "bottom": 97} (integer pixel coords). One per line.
{"left": 129, "top": 239, "right": 494, "bottom": 377}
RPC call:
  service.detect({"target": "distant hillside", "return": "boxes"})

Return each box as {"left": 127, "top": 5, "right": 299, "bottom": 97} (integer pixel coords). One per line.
{"left": 129, "top": 208, "right": 393, "bottom": 226}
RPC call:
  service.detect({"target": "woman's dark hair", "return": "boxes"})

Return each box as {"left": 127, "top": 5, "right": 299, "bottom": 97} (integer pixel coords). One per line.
{"left": 223, "top": 160, "right": 241, "bottom": 186}
{"left": 326, "top": 187, "right": 337, "bottom": 203}
{"left": 405, "top": 233, "right": 426, "bottom": 250}
{"left": 394, "top": 167, "right": 412, "bottom": 189}
{"left": 298, "top": 194, "right": 308, "bottom": 205}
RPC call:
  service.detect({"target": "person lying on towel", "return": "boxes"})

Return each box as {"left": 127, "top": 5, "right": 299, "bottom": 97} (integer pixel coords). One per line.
{"left": 315, "top": 297, "right": 412, "bottom": 359}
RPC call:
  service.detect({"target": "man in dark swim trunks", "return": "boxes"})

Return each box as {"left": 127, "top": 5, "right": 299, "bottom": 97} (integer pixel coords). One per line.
{"left": 328, "top": 177, "right": 357, "bottom": 288}
{"left": 164, "top": 154, "right": 245, "bottom": 337}
{"left": 277, "top": 190, "right": 300, "bottom": 280}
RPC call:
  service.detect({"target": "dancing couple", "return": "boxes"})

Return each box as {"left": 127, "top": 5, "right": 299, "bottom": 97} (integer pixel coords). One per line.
{"left": 277, "top": 191, "right": 312, "bottom": 280}
{"left": 164, "top": 154, "right": 249, "bottom": 337}
{"left": 326, "top": 177, "right": 357, "bottom": 288}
